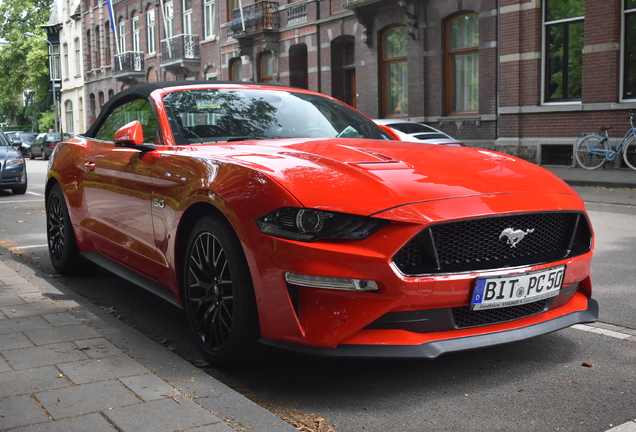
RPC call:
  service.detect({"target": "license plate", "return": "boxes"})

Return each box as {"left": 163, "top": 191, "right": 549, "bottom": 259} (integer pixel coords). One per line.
{"left": 471, "top": 266, "right": 565, "bottom": 311}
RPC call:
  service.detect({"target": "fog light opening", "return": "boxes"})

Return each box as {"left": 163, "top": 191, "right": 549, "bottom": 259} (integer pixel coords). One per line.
{"left": 284, "top": 273, "right": 379, "bottom": 291}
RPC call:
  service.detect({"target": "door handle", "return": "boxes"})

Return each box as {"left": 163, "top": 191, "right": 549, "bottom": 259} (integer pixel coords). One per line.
{"left": 84, "top": 162, "right": 96, "bottom": 171}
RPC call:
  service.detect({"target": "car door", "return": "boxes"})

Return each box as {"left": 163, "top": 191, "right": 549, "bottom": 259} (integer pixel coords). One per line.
{"left": 81, "top": 98, "right": 168, "bottom": 283}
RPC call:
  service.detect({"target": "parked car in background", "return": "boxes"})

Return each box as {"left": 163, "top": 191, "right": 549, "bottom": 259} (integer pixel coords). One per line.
{"left": 29, "top": 132, "right": 73, "bottom": 160}
{"left": 373, "top": 119, "right": 464, "bottom": 146}
{"left": 7, "top": 132, "right": 39, "bottom": 157}
{"left": 0, "top": 130, "right": 27, "bottom": 194}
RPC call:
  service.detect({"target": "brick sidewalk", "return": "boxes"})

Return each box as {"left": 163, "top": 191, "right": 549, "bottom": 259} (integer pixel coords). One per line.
{"left": 0, "top": 257, "right": 295, "bottom": 432}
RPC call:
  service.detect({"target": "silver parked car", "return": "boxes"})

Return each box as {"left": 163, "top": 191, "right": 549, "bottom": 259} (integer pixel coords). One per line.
{"left": 373, "top": 119, "right": 464, "bottom": 146}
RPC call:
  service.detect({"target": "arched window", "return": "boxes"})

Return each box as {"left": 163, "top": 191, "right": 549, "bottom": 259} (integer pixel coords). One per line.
{"left": 446, "top": 14, "right": 479, "bottom": 114}
{"left": 95, "top": 26, "right": 101, "bottom": 68}
{"left": 65, "top": 100, "right": 74, "bottom": 134}
{"left": 230, "top": 57, "right": 242, "bottom": 81}
{"left": 289, "top": 44, "right": 308, "bottom": 89}
{"left": 381, "top": 26, "right": 407, "bottom": 117}
{"left": 260, "top": 52, "right": 274, "bottom": 83}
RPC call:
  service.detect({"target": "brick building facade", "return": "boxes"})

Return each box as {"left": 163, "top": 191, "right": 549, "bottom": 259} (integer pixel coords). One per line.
{"left": 61, "top": 0, "right": 636, "bottom": 164}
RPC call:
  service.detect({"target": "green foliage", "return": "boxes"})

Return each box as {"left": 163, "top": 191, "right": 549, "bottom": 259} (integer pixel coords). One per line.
{"left": 38, "top": 110, "right": 55, "bottom": 132}
{"left": 0, "top": 0, "right": 53, "bottom": 126}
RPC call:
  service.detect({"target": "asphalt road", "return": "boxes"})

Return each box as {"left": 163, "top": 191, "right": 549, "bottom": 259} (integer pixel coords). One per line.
{"left": 1, "top": 158, "right": 634, "bottom": 432}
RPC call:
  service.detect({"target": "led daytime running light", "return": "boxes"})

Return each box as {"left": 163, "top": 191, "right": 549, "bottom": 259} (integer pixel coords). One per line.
{"left": 285, "top": 273, "right": 379, "bottom": 291}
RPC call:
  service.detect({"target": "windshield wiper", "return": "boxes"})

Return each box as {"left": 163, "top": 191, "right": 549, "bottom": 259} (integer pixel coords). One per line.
{"left": 226, "top": 136, "right": 268, "bottom": 142}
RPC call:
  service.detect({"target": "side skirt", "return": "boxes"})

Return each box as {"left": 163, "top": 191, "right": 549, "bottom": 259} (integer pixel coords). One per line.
{"left": 81, "top": 252, "right": 182, "bottom": 309}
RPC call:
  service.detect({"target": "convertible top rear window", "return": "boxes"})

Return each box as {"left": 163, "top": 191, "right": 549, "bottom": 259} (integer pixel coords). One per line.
{"left": 163, "top": 89, "right": 392, "bottom": 145}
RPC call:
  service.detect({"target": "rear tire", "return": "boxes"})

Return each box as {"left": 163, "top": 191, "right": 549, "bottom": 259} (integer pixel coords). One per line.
{"left": 46, "top": 184, "right": 82, "bottom": 274}
{"left": 575, "top": 135, "right": 608, "bottom": 170}
{"left": 182, "top": 215, "right": 271, "bottom": 368}
{"left": 623, "top": 137, "right": 636, "bottom": 171}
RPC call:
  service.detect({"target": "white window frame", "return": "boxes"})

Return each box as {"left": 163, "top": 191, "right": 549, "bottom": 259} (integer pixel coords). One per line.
{"left": 147, "top": 9, "right": 156, "bottom": 54}
{"left": 183, "top": 0, "right": 193, "bottom": 35}
{"left": 65, "top": 100, "right": 74, "bottom": 134}
{"left": 118, "top": 21, "right": 126, "bottom": 54}
{"left": 204, "top": 0, "right": 216, "bottom": 40}
{"left": 63, "top": 43, "right": 69, "bottom": 79}
{"left": 74, "top": 38, "right": 81, "bottom": 76}
{"left": 165, "top": 2, "right": 174, "bottom": 39}
{"left": 133, "top": 16, "right": 140, "bottom": 52}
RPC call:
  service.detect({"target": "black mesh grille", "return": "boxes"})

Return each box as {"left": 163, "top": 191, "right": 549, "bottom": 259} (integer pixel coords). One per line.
{"left": 393, "top": 212, "right": 591, "bottom": 275}
{"left": 452, "top": 299, "right": 549, "bottom": 328}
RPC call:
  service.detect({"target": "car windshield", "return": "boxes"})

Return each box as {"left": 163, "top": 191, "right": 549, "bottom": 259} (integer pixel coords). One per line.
{"left": 0, "top": 133, "right": 9, "bottom": 146}
{"left": 388, "top": 123, "right": 438, "bottom": 134}
{"left": 163, "top": 88, "right": 392, "bottom": 145}
{"left": 21, "top": 133, "right": 38, "bottom": 144}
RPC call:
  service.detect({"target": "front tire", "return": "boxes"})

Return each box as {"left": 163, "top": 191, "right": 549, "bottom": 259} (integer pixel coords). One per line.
{"left": 623, "top": 137, "right": 636, "bottom": 171}
{"left": 575, "top": 135, "right": 608, "bottom": 170}
{"left": 182, "top": 216, "right": 268, "bottom": 368}
{"left": 46, "top": 184, "right": 82, "bottom": 274}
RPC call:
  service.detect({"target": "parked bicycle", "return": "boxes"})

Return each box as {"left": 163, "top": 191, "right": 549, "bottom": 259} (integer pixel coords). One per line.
{"left": 575, "top": 110, "right": 636, "bottom": 170}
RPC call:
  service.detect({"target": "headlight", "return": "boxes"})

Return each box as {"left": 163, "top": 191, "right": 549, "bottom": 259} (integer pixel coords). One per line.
{"left": 256, "top": 207, "right": 388, "bottom": 242}
{"left": 5, "top": 157, "right": 24, "bottom": 167}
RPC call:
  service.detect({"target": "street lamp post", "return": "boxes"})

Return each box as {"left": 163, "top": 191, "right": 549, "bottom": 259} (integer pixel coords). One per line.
{"left": 24, "top": 31, "right": 59, "bottom": 133}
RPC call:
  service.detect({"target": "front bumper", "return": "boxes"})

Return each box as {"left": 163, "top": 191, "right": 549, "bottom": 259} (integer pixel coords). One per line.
{"left": 261, "top": 297, "right": 599, "bottom": 358}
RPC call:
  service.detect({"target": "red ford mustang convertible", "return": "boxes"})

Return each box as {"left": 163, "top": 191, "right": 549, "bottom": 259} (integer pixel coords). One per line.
{"left": 45, "top": 82, "right": 597, "bottom": 367}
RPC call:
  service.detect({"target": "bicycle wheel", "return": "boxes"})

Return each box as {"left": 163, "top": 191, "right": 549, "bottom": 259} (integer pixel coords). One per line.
{"left": 575, "top": 135, "right": 608, "bottom": 170}
{"left": 623, "top": 136, "right": 636, "bottom": 171}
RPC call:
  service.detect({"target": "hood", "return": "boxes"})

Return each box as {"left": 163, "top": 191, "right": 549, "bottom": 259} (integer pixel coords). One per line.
{"left": 0, "top": 145, "right": 21, "bottom": 162}
{"left": 194, "top": 138, "right": 576, "bottom": 215}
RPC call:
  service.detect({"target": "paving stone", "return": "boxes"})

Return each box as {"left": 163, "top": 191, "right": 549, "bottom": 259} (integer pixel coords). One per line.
{"left": 119, "top": 374, "right": 180, "bottom": 401}
{"left": 36, "top": 380, "right": 141, "bottom": 419}
{"left": 0, "top": 366, "right": 70, "bottom": 398}
{"left": 74, "top": 337, "right": 121, "bottom": 359}
{"left": 8, "top": 412, "right": 119, "bottom": 432}
{"left": 0, "top": 300, "right": 66, "bottom": 318}
{"left": 105, "top": 396, "right": 227, "bottom": 432}
{"left": 58, "top": 355, "right": 150, "bottom": 384}
{"left": 24, "top": 323, "right": 101, "bottom": 345}
{"left": 0, "top": 394, "right": 50, "bottom": 430}
{"left": 0, "top": 275, "right": 34, "bottom": 285}
{"left": 0, "top": 293, "right": 26, "bottom": 307}
{"left": 3, "top": 342, "right": 89, "bottom": 370}
{"left": 0, "top": 357, "right": 10, "bottom": 373}
{"left": 0, "top": 316, "right": 50, "bottom": 335}
{"left": 42, "top": 312, "right": 80, "bottom": 326}
{"left": 19, "top": 292, "right": 50, "bottom": 304}
{"left": 0, "top": 331, "right": 33, "bottom": 350}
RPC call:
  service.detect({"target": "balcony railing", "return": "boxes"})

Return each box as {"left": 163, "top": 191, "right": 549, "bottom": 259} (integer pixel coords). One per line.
{"left": 230, "top": 2, "right": 280, "bottom": 36}
{"left": 114, "top": 51, "right": 144, "bottom": 74}
{"left": 160, "top": 34, "right": 200, "bottom": 63}
{"left": 287, "top": 3, "right": 307, "bottom": 25}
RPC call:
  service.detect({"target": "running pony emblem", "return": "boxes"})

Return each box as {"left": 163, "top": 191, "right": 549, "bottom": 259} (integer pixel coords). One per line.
{"left": 499, "top": 228, "right": 535, "bottom": 248}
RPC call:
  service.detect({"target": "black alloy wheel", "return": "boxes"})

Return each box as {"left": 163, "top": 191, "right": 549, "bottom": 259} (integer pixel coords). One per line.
{"left": 183, "top": 216, "right": 268, "bottom": 367}
{"left": 46, "top": 184, "right": 81, "bottom": 274}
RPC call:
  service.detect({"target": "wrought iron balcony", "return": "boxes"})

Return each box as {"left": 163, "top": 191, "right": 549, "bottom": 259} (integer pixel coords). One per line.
{"left": 113, "top": 51, "right": 145, "bottom": 84}
{"left": 230, "top": 2, "right": 280, "bottom": 36}
{"left": 160, "top": 34, "right": 200, "bottom": 63}
{"left": 114, "top": 51, "right": 144, "bottom": 74}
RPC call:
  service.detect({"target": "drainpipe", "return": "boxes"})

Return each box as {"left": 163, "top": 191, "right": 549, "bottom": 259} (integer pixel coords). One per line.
{"left": 316, "top": 0, "right": 321, "bottom": 93}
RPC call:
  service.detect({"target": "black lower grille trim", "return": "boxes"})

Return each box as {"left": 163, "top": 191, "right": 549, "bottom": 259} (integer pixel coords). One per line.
{"left": 452, "top": 299, "right": 550, "bottom": 329}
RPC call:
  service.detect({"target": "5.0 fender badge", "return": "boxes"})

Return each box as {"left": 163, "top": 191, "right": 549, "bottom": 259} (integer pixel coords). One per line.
{"left": 499, "top": 227, "right": 534, "bottom": 248}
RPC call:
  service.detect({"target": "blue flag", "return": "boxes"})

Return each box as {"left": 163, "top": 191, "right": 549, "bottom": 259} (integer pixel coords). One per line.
{"left": 106, "top": 0, "right": 116, "bottom": 32}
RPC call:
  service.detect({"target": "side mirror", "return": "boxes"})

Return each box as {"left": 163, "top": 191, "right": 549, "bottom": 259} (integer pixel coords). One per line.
{"left": 114, "top": 120, "right": 145, "bottom": 146}
{"left": 378, "top": 124, "right": 402, "bottom": 141}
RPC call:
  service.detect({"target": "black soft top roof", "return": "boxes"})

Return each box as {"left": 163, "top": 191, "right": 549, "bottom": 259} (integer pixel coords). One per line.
{"left": 84, "top": 80, "right": 292, "bottom": 137}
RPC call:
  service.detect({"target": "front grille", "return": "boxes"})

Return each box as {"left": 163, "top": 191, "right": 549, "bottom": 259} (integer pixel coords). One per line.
{"left": 452, "top": 299, "right": 549, "bottom": 328}
{"left": 393, "top": 212, "right": 591, "bottom": 275}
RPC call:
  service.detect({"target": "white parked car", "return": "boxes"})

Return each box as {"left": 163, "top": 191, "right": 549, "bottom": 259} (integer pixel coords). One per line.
{"left": 373, "top": 119, "right": 464, "bottom": 146}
